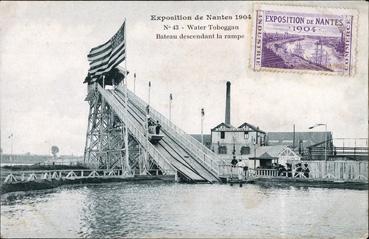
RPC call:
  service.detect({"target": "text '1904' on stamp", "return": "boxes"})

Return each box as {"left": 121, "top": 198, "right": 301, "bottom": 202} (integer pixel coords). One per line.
{"left": 252, "top": 5, "right": 357, "bottom": 76}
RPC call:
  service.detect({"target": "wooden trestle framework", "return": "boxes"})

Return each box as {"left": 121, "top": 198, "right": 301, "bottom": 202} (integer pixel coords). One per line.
{"left": 83, "top": 84, "right": 158, "bottom": 176}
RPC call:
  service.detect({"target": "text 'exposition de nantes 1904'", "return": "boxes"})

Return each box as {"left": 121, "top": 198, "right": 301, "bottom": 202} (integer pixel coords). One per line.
{"left": 252, "top": 5, "right": 356, "bottom": 76}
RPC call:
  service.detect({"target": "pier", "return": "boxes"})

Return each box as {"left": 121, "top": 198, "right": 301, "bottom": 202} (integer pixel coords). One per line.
{"left": 1, "top": 168, "right": 175, "bottom": 194}
{"left": 222, "top": 161, "right": 368, "bottom": 182}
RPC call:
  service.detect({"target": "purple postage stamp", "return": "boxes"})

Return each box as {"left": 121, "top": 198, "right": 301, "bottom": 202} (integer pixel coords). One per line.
{"left": 252, "top": 5, "right": 357, "bottom": 76}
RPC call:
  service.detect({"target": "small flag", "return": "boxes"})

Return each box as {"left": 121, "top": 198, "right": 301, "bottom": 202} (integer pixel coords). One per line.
{"left": 149, "top": 81, "right": 151, "bottom": 87}
{"left": 87, "top": 20, "right": 126, "bottom": 82}
{"left": 134, "top": 73, "right": 136, "bottom": 78}
{"left": 201, "top": 108, "right": 205, "bottom": 116}
{"left": 170, "top": 93, "right": 173, "bottom": 101}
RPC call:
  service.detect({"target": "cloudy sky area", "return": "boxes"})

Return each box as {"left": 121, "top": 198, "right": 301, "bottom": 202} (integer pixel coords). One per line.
{"left": 1, "top": 1, "right": 367, "bottom": 155}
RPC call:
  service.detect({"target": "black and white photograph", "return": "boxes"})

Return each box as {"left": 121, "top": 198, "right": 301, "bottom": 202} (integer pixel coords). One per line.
{"left": 0, "top": 1, "right": 368, "bottom": 238}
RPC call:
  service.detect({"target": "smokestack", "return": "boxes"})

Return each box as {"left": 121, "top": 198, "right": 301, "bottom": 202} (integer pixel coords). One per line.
{"left": 225, "top": 81, "right": 231, "bottom": 125}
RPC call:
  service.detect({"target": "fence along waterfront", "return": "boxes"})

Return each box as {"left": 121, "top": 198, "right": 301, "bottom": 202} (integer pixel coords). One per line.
{"left": 220, "top": 160, "right": 368, "bottom": 183}
{"left": 301, "top": 160, "right": 368, "bottom": 182}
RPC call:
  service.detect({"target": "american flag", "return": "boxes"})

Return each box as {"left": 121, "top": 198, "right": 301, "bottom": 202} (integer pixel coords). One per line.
{"left": 87, "top": 21, "right": 126, "bottom": 81}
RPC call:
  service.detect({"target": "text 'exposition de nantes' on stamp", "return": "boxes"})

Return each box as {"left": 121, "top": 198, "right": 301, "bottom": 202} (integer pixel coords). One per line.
{"left": 252, "top": 5, "right": 357, "bottom": 76}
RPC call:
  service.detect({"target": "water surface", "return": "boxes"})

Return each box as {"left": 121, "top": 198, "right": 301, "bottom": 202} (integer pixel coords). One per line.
{"left": 1, "top": 182, "right": 367, "bottom": 238}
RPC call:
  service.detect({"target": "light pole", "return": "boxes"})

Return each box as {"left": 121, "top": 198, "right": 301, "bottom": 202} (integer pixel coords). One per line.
{"left": 201, "top": 108, "right": 205, "bottom": 145}
{"left": 308, "top": 123, "right": 328, "bottom": 161}
{"left": 8, "top": 134, "right": 14, "bottom": 161}
{"left": 253, "top": 136, "right": 256, "bottom": 169}
{"left": 232, "top": 132, "right": 236, "bottom": 159}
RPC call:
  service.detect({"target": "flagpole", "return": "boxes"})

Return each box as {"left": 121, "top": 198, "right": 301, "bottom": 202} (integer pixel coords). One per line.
{"left": 148, "top": 81, "right": 151, "bottom": 106}
{"left": 201, "top": 109, "right": 204, "bottom": 145}
{"left": 134, "top": 73, "right": 136, "bottom": 94}
{"left": 123, "top": 18, "right": 130, "bottom": 175}
{"left": 169, "top": 93, "right": 172, "bottom": 121}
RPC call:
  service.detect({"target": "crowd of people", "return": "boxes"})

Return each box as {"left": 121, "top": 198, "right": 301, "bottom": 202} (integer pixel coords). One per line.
{"left": 272, "top": 162, "right": 310, "bottom": 178}
{"left": 230, "top": 159, "right": 310, "bottom": 179}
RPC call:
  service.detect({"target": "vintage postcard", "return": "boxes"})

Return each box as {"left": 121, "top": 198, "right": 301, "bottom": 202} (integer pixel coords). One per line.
{"left": 1, "top": 1, "right": 368, "bottom": 239}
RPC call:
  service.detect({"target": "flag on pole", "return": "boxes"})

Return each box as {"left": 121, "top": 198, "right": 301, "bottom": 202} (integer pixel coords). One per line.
{"left": 170, "top": 93, "right": 173, "bottom": 101}
{"left": 87, "top": 20, "right": 126, "bottom": 81}
{"left": 201, "top": 108, "right": 205, "bottom": 117}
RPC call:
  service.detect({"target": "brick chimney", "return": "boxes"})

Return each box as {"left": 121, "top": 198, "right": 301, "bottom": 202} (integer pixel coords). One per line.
{"left": 225, "top": 81, "right": 231, "bottom": 125}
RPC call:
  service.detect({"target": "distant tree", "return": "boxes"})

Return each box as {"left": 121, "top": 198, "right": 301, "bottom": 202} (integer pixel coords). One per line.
{"left": 51, "top": 145, "right": 59, "bottom": 160}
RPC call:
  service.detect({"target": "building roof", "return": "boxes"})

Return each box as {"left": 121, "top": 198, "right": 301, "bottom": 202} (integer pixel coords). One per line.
{"left": 238, "top": 122, "right": 266, "bottom": 134}
{"left": 266, "top": 131, "right": 332, "bottom": 148}
{"left": 211, "top": 121, "right": 265, "bottom": 133}
{"left": 211, "top": 122, "right": 236, "bottom": 131}
{"left": 254, "top": 145, "right": 286, "bottom": 158}
{"left": 251, "top": 145, "right": 300, "bottom": 159}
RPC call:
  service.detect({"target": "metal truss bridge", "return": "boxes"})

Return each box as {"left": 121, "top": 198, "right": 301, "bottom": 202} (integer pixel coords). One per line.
{"left": 83, "top": 83, "right": 229, "bottom": 183}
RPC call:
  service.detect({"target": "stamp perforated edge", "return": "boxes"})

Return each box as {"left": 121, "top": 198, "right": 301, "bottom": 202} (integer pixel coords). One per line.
{"left": 249, "top": 3, "right": 360, "bottom": 77}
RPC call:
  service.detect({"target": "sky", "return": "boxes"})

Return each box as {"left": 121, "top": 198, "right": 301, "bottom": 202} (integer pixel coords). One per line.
{"left": 0, "top": 1, "right": 368, "bottom": 155}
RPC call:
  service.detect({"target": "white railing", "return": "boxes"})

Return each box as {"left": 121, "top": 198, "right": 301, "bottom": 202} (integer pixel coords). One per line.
{"left": 253, "top": 169, "right": 279, "bottom": 177}
{"left": 97, "top": 85, "right": 177, "bottom": 176}
{"left": 3, "top": 169, "right": 128, "bottom": 184}
{"left": 219, "top": 165, "right": 280, "bottom": 179}
{"left": 38, "top": 159, "right": 84, "bottom": 166}
{"left": 118, "top": 86, "right": 228, "bottom": 177}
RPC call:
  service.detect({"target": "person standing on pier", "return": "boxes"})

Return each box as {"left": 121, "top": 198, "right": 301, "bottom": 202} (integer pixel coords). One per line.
{"left": 231, "top": 157, "right": 238, "bottom": 166}
{"left": 243, "top": 165, "right": 249, "bottom": 178}
{"left": 236, "top": 159, "right": 247, "bottom": 180}
{"left": 231, "top": 157, "right": 238, "bottom": 178}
